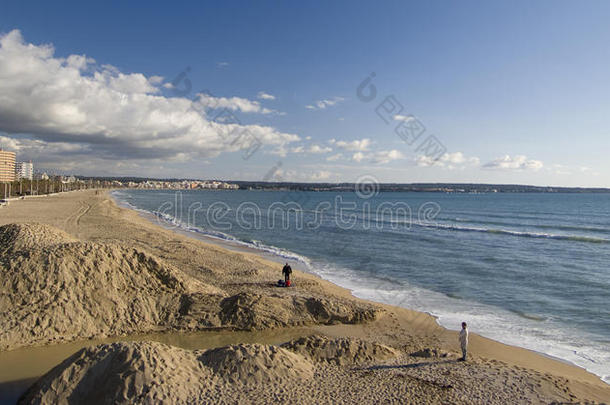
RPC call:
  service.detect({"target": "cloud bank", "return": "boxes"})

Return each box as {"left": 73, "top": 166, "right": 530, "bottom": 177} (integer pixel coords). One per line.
{"left": 0, "top": 30, "right": 297, "bottom": 171}
{"left": 483, "top": 155, "right": 543, "bottom": 171}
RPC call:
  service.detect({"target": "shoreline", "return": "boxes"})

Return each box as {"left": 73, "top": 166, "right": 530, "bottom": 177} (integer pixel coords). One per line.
{"left": 1, "top": 189, "right": 608, "bottom": 403}
{"left": 110, "top": 189, "right": 609, "bottom": 386}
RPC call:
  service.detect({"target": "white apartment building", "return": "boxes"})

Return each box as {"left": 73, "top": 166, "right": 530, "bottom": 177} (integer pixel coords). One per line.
{"left": 15, "top": 161, "right": 34, "bottom": 180}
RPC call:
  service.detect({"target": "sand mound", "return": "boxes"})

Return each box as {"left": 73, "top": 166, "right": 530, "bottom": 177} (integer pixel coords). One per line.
{"left": 0, "top": 223, "right": 380, "bottom": 350}
{"left": 199, "top": 343, "right": 313, "bottom": 384}
{"left": 0, "top": 223, "right": 77, "bottom": 255}
{"left": 219, "top": 292, "right": 382, "bottom": 330}
{"left": 18, "top": 341, "right": 211, "bottom": 405}
{"left": 282, "top": 334, "right": 397, "bottom": 365}
{"left": 19, "top": 341, "right": 313, "bottom": 404}
{"left": 0, "top": 224, "right": 222, "bottom": 350}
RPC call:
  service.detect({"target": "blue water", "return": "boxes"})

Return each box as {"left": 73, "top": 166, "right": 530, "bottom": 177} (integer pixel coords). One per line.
{"left": 112, "top": 189, "right": 610, "bottom": 383}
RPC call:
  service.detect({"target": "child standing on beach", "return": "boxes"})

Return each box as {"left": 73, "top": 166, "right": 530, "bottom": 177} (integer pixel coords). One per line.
{"left": 459, "top": 322, "right": 469, "bottom": 361}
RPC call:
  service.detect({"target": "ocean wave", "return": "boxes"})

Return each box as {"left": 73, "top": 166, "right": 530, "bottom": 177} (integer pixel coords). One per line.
{"left": 444, "top": 216, "right": 610, "bottom": 235}
{"left": 508, "top": 309, "right": 548, "bottom": 322}
{"left": 422, "top": 222, "right": 609, "bottom": 244}
{"left": 351, "top": 213, "right": 609, "bottom": 243}
{"left": 309, "top": 259, "right": 610, "bottom": 384}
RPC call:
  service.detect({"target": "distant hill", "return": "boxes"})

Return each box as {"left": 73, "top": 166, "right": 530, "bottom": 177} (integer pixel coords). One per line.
{"left": 231, "top": 181, "right": 610, "bottom": 193}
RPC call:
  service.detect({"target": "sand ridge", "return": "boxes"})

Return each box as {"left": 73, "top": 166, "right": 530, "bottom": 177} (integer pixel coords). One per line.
{"left": 0, "top": 222, "right": 383, "bottom": 351}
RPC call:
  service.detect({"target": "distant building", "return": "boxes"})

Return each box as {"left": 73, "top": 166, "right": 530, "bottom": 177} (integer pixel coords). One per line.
{"left": 35, "top": 172, "right": 49, "bottom": 180}
{"left": 0, "top": 149, "right": 16, "bottom": 182}
{"left": 15, "top": 161, "right": 34, "bottom": 180}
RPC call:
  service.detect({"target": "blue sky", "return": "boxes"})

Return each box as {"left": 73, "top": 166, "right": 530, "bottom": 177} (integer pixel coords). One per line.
{"left": 0, "top": 0, "right": 609, "bottom": 186}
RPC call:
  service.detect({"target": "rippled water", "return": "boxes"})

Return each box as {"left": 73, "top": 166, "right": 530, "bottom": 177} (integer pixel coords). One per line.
{"left": 113, "top": 189, "right": 610, "bottom": 383}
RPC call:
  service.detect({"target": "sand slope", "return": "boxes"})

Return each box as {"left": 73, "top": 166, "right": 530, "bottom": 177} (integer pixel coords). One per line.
{"left": 282, "top": 334, "right": 397, "bottom": 365}
{"left": 219, "top": 292, "right": 380, "bottom": 329}
{"left": 18, "top": 341, "right": 212, "bottom": 404}
{"left": 19, "top": 336, "right": 587, "bottom": 405}
{"left": 0, "top": 223, "right": 382, "bottom": 350}
{"left": 199, "top": 343, "right": 314, "bottom": 384}
{"left": 18, "top": 341, "right": 315, "bottom": 404}
{"left": 0, "top": 222, "right": 77, "bottom": 255}
{"left": 0, "top": 224, "right": 216, "bottom": 350}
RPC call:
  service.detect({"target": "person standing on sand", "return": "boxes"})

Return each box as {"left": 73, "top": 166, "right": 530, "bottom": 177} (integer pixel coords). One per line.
{"left": 282, "top": 263, "right": 292, "bottom": 284}
{"left": 459, "top": 322, "right": 469, "bottom": 361}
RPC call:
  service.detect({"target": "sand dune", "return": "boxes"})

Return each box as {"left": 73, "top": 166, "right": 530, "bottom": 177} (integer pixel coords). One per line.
{"left": 0, "top": 222, "right": 382, "bottom": 351}
{"left": 18, "top": 341, "right": 213, "bottom": 404}
{"left": 0, "top": 222, "right": 77, "bottom": 255}
{"left": 0, "top": 223, "right": 215, "bottom": 350}
{"left": 18, "top": 336, "right": 589, "bottom": 405}
{"left": 199, "top": 343, "right": 314, "bottom": 384}
{"left": 18, "top": 341, "right": 315, "bottom": 404}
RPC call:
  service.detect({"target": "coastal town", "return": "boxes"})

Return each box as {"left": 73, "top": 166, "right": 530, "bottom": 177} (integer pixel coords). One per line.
{"left": 0, "top": 148, "right": 239, "bottom": 198}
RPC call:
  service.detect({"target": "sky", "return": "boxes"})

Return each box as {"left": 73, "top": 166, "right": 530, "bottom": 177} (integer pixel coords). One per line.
{"left": 0, "top": 0, "right": 609, "bottom": 187}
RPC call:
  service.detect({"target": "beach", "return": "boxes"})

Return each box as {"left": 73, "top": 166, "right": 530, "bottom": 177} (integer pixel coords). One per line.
{"left": 1, "top": 190, "right": 609, "bottom": 404}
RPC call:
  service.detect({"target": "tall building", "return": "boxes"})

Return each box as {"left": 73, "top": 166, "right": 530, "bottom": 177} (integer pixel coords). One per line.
{"left": 15, "top": 161, "right": 34, "bottom": 180}
{"left": 0, "top": 149, "right": 16, "bottom": 182}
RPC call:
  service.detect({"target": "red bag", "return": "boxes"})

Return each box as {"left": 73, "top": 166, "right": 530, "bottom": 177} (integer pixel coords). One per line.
{"left": 285, "top": 280, "right": 291, "bottom": 287}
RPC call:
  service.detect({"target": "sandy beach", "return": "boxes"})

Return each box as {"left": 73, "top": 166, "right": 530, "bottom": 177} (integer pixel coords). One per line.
{"left": 0, "top": 190, "right": 608, "bottom": 404}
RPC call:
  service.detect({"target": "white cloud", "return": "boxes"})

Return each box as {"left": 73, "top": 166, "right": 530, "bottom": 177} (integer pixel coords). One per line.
{"left": 148, "top": 75, "right": 164, "bottom": 85}
{"left": 332, "top": 138, "right": 371, "bottom": 152}
{"left": 371, "top": 149, "right": 404, "bottom": 164}
{"left": 483, "top": 155, "right": 543, "bottom": 171}
{"left": 195, "top": 93, "right": 278, "bottom": 114}
{"left": 416, "top": 152, "right": 480, "bottom": 169}
{"left": 272, "top": 143, "right": 332, "bottom": 156}
{"left": 352, "top": 152, "right": 366, "bottom": 162}
{"left": 0, "top": 30, "right": 298, "bottom": 166}
{"left": 0, "top": 135, "right": 89, "bottom": 155}
{"left": 326, "top": 153, "right": 343, "bottom": 162}
{"left": 273, "top": 168, "right": 334, "bottom": 182}
{"left": 307, "top": 144, "right": 332, "bottom": 154}
{"left": 216, "top": 61, "right": 229, "bottom": 68}
{"left": 305, "top": 96, "right": 345, "bottom": 110}
{"left": 257, "top": 91, "right": 275, "bottom": 100}
{"left": 415, "top": 155, "right": 437, "bottom": 167}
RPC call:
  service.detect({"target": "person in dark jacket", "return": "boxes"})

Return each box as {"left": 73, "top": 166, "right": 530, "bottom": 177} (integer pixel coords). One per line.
{"left": 282, "top": 263, "right": 292, "bottom": 284}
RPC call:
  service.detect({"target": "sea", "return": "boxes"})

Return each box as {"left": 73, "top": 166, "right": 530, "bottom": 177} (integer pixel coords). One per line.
{"left": 111, "top": 189, "right": 610, "bottom": 383}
